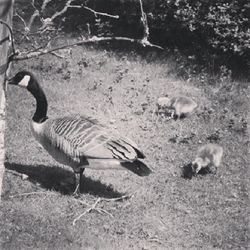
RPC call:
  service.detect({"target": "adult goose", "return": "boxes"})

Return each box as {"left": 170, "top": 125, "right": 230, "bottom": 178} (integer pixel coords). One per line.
{"left": 8, "top": 71, "right": 152, "bottom": 195}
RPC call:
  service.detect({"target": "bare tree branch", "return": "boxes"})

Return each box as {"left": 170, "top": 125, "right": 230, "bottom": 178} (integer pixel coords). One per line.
{"left": 49, "top": 0, "right": 74, "bottom": 22}
{"left": 14, "top": 12, "right": 27, "bottom": 28}
{"left": 27, "top": 9, "right": 40, "bottom": 31}
{"left": 139, "top": 0, "right": 149, "bottom": 40}
{"left": 137, "top": 0, "right": 163, "bottom": 49}
{"left": 28, "top": 0, "right": 43, "bottom": 31}
{"left": 23, "top": 0, "right": 119, "bottom": 34}
{"left": 14, "top": 35, "right": 162, "bottom": 61}
{"left": 41, "top": 0, "right": 54, "bottom": 13}
{"left": 11, "top": 0, "right": 162, "bottom": 63}
{"left": 83, "top": 6, "right": 119, "bottom": 19}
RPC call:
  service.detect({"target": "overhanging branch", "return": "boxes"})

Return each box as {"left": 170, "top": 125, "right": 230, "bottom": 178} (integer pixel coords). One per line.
{"left": 12, "top": 0, "right": 163, "bottom": 61}
{"left": 14, "top": 35, "right": 162, "bottom": 61}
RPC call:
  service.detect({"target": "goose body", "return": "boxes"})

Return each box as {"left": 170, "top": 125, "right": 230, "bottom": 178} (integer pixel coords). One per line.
{"left": 8, "top": 71, "right": 151, "bottom": 194}
{"left": 30, "top": 115, "right": 147, "bottom": 173}
{"left": 192, "top": 143, "right": 223, "bottom": 174}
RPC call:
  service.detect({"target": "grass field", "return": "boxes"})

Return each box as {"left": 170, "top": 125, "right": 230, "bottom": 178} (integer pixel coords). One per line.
{"left": 0, "top": 40, "right": 249, "bottom": 250}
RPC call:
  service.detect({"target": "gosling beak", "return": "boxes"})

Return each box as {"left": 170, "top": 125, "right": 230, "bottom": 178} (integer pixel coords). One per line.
{"left": 191, "top": 163, "right": 199, "bottom": 174}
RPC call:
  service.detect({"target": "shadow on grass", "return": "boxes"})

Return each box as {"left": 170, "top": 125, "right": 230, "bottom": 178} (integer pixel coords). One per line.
{"left": 181, "top": 163, "right": 194, "bottom": 180}
{"left": 5, "top": 162, "right": 124, "bottom": 198}
{"left": 181, "top": 163, "right": 213, "bottom": 180}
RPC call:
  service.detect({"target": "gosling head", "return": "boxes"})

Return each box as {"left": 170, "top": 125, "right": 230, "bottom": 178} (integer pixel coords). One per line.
{"left": 8, "top": 70, "right": 35, "bottom": 89}
{"left": 191, "top": 157, "right": 207, "bottom": 174}
{"left": 157, "top": 96, "right": 171, "bottom": 109}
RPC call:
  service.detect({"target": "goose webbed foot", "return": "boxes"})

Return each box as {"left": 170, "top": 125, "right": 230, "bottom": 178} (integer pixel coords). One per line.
{"left": 73, "top": 168, "right": 85, "bottom": 196}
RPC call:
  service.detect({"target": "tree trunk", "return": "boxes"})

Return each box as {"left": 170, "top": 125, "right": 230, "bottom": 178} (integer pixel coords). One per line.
{"left": 0, "top": 0, "right": 13, "bottom": 201}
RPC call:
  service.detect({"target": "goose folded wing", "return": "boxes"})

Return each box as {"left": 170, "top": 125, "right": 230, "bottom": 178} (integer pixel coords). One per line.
{"left": 44, "top": 115, "right": 145, "bottom": 162}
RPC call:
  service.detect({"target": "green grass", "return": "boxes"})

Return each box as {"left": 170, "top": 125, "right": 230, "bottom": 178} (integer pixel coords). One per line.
{"left": 0, "top": 42, "right": 249, "bottom": 250}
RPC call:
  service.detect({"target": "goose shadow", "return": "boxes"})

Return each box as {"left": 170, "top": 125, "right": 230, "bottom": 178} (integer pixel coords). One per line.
{"left": 4, "top": 162, "right": 124, "bottom": 198}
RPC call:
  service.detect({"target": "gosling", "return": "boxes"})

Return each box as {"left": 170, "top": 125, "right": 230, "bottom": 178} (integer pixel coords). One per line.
{"left": 157, "top": 95, "right": 197, "bottom": 119}
{"left": 192, "top": 143, "right": 223, "bottom": 174}
{"left": 170, "top": 96, "right": 197, "bottom": 119}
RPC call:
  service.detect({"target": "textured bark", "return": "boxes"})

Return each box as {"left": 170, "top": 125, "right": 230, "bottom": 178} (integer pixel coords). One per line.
{"left": 0, "top": 0, "right": 13, "bottom": 201}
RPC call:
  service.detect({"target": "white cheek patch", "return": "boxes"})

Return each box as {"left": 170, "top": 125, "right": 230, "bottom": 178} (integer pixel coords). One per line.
{"left": 18, "top": 75, "right": 30, "bottom": 88}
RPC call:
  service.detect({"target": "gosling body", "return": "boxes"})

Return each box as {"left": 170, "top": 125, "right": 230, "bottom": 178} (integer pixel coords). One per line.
{"left": 170, "top": 96, "right": 197, "bottom": 119}
{"left": 192, "top": 143, "right": 223, "bottom": 174}
{"left": 157, "top": 95, "right": 197, "bottom": 119}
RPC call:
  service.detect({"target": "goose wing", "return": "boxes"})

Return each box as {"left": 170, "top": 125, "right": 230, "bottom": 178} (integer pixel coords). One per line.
{"left": 43, "top": 115, "right": 145, "bottom": 162}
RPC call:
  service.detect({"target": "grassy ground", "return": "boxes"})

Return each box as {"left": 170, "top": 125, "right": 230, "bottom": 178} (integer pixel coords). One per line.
{"left": 0, "top": 40, "right": 249, "bottom": 250}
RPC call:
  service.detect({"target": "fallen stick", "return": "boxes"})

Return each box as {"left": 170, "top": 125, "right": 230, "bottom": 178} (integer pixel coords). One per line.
{"left": 73, "top": 197, "right": 101, "bottom": 225}
{"left": 97, "top": 208, "right": 114, "bottom": 218}
{"left": 72, "top": 194, "right": 133, "bottom": 225}
{"left": 101, "top": 194, "right": 132, "bottom": 202}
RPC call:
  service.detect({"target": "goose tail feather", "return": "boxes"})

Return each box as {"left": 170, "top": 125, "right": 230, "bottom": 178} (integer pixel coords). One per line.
{"left": 121, "top": 160, "right": 152, "bottom": 176}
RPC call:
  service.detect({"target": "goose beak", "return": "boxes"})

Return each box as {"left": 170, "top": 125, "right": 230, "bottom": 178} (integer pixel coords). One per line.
{"left": 7, "top": 77, "right": 14, "bottom": 85}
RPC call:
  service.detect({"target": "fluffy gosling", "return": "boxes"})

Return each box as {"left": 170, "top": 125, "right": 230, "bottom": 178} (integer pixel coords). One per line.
{"left": 157, "top": 95, "right": 197, "bottom": 119}
{"left": 192, "top": 143, "right": 223, "bottom": 174}
{"left": 170, "top": 96, "right": 197, "bottom": 119}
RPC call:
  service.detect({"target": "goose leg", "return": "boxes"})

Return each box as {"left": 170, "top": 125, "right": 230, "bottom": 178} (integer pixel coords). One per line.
{"left": 79, "top": 168, "right": 85, "bottom": 191}
{"left": 73, "top": 168, "right": 85, "bottom": 196}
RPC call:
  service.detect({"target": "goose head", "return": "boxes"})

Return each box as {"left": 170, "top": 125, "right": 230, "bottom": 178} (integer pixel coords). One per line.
{"left": 8, "top": 71, "right": 48, "bottom": 123}
{"left": 8, "top": 70, "right": 38, "bottom": 91}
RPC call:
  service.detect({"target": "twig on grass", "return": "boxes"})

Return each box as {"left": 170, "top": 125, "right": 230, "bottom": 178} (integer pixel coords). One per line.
{"left": 101, "top": 194, "right": 132, "bottom": 202}
{"left": 72, "top": 194, "right": 133, "bottom": 225}
{"left": 74, "top": 197, "right": 114, "bottom": 220}
{"left": 148, "top": 237, "right": 164, "bottom": 245}
{"left": 73, "top": 197, "right": 101, "bottom": 225}
{"left": 97, "top": 208, "right": 114, "bottom": 218}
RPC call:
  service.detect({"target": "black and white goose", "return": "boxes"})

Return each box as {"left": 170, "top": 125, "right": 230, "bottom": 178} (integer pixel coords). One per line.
{"left": 8, "top": 71, "right": 152, "bottom": 194}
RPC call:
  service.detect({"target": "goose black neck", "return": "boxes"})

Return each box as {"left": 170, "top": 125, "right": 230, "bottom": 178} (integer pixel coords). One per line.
{"left": 27, "top": 77, "right": 48, "bottom": 123}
